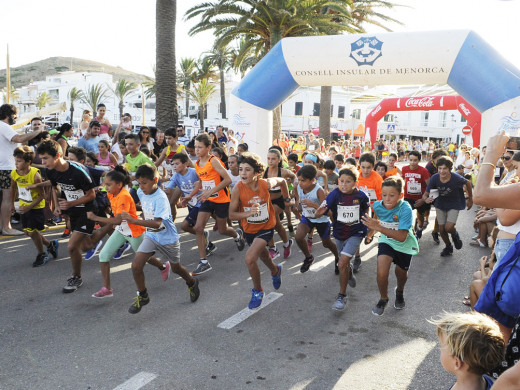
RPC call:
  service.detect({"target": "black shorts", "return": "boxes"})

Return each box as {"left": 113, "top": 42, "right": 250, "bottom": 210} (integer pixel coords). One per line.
{"left": 199, "top": 200, "right": 229, "bottom": 219}
{"left": 244, "top": 229, "right": 274, "bottom": 246}
{"left": 68, "top": 209, "right": 95, "bottom": 235}
{"left": 404, "top": 198, "right": 431, "bottom": 216}
{"left": 21, "top": 208, "right": 45, "bottom": 232}
{"left": 185, "top": 206, "right": 200, "bottom": 227}
{"left": 0, "top": 170, "right": 11, "bottom": 190}
{"left": 377, "top": 242, "right": 413, "bottom": 270}
{"left": 270, "top": 195, "right": 285, "bottom": 211}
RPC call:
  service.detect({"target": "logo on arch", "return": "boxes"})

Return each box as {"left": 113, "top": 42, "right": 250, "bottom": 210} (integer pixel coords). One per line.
{"left": 349, "top": 36, "right": 383, "bottom": 66}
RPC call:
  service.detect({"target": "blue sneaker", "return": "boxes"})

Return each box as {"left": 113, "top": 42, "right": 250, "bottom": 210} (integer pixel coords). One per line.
{"left": 113, "top": 242, "right": 131, "bottom": 260}
{"left": 85, "top": 240, "right": 103, "bottom": 261}
{"left": 248, "top": 289, "right": 264, "bottom": 309}
{"left": 272, "top": 264, "right": 282, "bottom": 290}
{"left": 47, "top": 240, "right": 59, "bottom": 259}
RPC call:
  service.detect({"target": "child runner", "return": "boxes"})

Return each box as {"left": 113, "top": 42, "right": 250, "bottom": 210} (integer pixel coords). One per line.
{"left": 164, "top": 153, "right": 216, "bottom": 255}
{"left": 96, "top": 139, "right": 117, "bottom": 169}
{"left": 401, "top": 150, "right": 431, "bottom": 239}
{"left": 11, "top": 146, "right": 59, "bottom": 267}
{"left": 425, "top": 149, "right": 448, "bottom": 243}
{"left": 385, "top": 153, "right": 401, "bottom": 178}
{"left": 37, "top": 139, "right": 113, "bottom": 292}
{"left": 86, "top": 166, "right": 170, "bottom": 298}
{"left": 263, "top": 148, "right": 295, "bottom": 259}
{"left": 375, "top": 161, "right": 388, "bottom": 178}
{"left": 362, "top": 176, "right": 419, "bottom": 316}
{"left": 155, "top": 127, "right": 192, "bottom": 178}
{"left": 229, "top": 153, "right": 283, "bottom": 309}
{"left": 124, "top": 133, "right": 155, "bottom": 203}
{"left": 315, "top": 165, "right": 370, "bottom": 310}
{"left": 324, "top": 160, "right": 339, "bottom": 192}
{"left": 121, "top": 163, "right": 200, "bottom": 314}
{"left": 192, "top": 133, "right": 245, "bottom": 275}
{"left": 423, "top": 156, "right": 473, "bottom": 256}
{"left": 293, "top": 165, "right": 340, "bottom": 273}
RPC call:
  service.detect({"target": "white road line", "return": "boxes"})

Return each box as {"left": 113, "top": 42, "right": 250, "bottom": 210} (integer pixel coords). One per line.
{"left": 218, "top": 292, "right": 283, "bottom": 329}
{"left": 113, "top": 372, "right": 157, "bottom": 390}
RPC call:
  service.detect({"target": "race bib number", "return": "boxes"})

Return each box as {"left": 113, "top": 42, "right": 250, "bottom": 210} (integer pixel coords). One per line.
{"left": 188, "top": 196, "right": 198, "bottom": 207}
{"left": 244, "top": 203, "right": 269, "bottom": 224}
{"left": 64, "top": 189, "right": 85, "bottom": 205}
{"left": 360, "top": 187, "right": 377, "bottom": 202}
{"left": 380, "top": 221, "right": 399, "bottom": 230}
{"left": 407, "top": 181, "right": 421, "bottom": 195}
{"left": 18, "top": 185, "right": 33, "bottom": 203}
{"left": 429, "top": 189, "right": 439, "bottom": 199}
{"left": 308, "top": 144, "right": 316, "bottom": 151}
{"left": 337, "top": 205, "right": 360, "bottom": 224}
{"left": 302, "top": 204, "right": 317, "bottom": 219}
{"left": 202, "top": 180, "right": 218, "bottom": 198}
{"left": 116, "top": 220, "right": 133, "bottom": 237}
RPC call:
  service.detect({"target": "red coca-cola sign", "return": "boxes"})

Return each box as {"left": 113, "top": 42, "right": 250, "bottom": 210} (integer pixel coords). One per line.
{"left": 405, "top": 97, "right": 436, "bottom": 108}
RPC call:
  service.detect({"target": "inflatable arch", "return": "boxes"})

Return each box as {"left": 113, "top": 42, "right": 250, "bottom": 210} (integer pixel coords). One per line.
{"left": 230, "top": 30, "right": 520, "bottom": 157}
{"left": 365, "top": 96, "right": 482, "bottom": 146}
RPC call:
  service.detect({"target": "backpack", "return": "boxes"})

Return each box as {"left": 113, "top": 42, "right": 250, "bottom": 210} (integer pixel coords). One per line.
{"left": 474, "top": 232, "right": 520, "bottom": 328}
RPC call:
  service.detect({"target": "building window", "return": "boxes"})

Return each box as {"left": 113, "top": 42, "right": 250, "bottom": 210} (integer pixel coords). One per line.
{"left": 313, "top": 103, "right": 320, "bottom": 116}
{"left": 461, "top": 114, "right": 467, "bottom": 123}
{"left": 420, "top": 112, "right": 429, "bottom": 127}
{"left": 330, "top": 105, "right": 334, "bottom": 117}
{"left": 351, "top": 109, "right": 361, "bottom": 120}
{"left": 383, "top": 114, "right": 394, "bottom": 122}
{"left": 440, "top": 111, "right": 447, "bottom": 127}
{"left": 338, "top": 106, "right": 345, "bottom": 118}
{"left": 295, "top": 102, "right": 303, "bottom": 116}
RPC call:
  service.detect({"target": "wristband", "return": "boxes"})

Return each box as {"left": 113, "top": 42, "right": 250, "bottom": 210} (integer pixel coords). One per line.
{"left": 480, "top": 162, "right": 496, "bottom": 169}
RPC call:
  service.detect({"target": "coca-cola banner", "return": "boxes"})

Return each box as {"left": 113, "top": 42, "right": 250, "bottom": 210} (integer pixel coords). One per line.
{"left": 365, "top": 96, "right": 482, "bottom": 146}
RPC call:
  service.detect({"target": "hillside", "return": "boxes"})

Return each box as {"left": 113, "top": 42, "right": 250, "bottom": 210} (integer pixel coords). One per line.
{"left": 0, "top": 57, "right": 149, "bottom": 88}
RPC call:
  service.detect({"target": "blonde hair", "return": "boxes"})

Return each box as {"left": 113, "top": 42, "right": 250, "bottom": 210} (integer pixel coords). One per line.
{"left": 430, "top": 312, "right": 504, "bottom": 375}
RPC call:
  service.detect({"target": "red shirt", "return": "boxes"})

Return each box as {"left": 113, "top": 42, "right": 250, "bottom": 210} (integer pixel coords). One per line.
{"left": 402, "top": 165, "right": 430, "bottom": 201}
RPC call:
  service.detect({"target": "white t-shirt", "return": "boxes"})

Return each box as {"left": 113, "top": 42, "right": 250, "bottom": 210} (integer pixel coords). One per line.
{"left": 0, "top": 121, "right": 19, "bottom": 170}
{"left": 111, "top": 143, "right": 124, "bottom": 165}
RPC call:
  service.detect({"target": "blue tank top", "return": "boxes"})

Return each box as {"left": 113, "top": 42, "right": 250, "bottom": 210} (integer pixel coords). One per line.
{"left": 297, "top": 183, "right": 329, "bottom": 223}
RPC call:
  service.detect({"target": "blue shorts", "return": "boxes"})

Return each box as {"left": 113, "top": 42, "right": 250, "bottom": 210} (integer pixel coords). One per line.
{"left": 300, "top": 216, "right": 331, "bottom": 239}
{"left": 335, "top": 236, "right": 363, "bottom": 257}
{"left": 377, "top": 242, "right": 413, "bottom": 270}
{"left": 199, "top": 200, "right": 229, "bottom": 219}
{"left": 185, "top": 206, "right": 200, "bottom": 227}
{"left": 244, "top": 229, "right": 274, "bottom": 246}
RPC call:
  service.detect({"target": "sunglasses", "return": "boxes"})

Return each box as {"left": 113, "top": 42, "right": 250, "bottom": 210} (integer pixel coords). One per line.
{"left": 142, "top": 131, "right": 149, "bottom": 134}
{"left": 502, "top": 156, "right": 512, "bottom": 160}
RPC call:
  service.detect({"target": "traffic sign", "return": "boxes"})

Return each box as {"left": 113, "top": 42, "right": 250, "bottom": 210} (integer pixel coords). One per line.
{"left": 462, "top": 125, "right": 472, "bottom": 135}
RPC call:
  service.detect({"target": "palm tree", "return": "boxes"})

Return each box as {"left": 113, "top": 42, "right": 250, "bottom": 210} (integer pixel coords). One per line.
{"left": 67, "top": 87, "right": 83, "bottom": 125}
{"left": 36, "top": 92, "right": 53, "bottom": 110}
{"left": 189, "top": 78, "right": 216, "bottom": 132}
{"left": 1, "top": 85, "right": 19, "bottom": 103}
{"left": 109, "top": 79, "right": 137, "bottom": 119}
{"left": 203, "top": 46, "right": 233, "bottom": 119}
{"left": 156, "top": 0, "right": 178, "bottom": 131}
{"left": 231, "top": 38, "right": 259, "bottom": 78}
{"left": 80, "top": 83, "right": 108, "bottom": 118}
{"left": 178, "top": 57, "right": 197, "bottom": 119}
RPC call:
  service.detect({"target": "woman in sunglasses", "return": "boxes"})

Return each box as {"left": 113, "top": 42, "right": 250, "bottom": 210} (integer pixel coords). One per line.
{"left": 498, "top": 151, "right": 516, "bottom": 185}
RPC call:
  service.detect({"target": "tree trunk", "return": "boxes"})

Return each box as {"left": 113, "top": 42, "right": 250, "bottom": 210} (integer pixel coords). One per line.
{"left": 319, "top": 86, "right": 332, "bottom": 145}
{"left": 185, "top": 88, "right": 190, "bottom": 118}
{"left": 156, "top": 0, "right": 178, "bottom": 131}
{"left": 119, "top": 101, "right": 124, "bottom": 120}
{"left": 70, "top": 106, "right": 74, "bottom": 125}
{"left": 220, "top": 68, "right": 226, "bottom": 119}
{"left": 272, "top": 105, "right": 282, "bottom": 143}
{"left": 200, "top": 106, "right": 205, "bottom": 133}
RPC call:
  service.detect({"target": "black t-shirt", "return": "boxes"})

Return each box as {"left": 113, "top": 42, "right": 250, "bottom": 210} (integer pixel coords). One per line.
{"left": 46, "top": 161, "right": 95, "bottom": 213}
{"left": 153, "top": 141, "right": 166, "bottom": 156}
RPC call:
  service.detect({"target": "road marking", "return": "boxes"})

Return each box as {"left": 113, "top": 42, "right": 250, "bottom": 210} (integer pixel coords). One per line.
{"left": 218, "top": 292, "right": 283, "bottom": 329}
{"left": 113, "top": 372, "right": 157, "bottom": 390}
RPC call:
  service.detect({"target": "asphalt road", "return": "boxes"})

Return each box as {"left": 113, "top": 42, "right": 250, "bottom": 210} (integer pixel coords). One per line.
{"left": 0, "top": 204, "right": 486, "bottom": 390}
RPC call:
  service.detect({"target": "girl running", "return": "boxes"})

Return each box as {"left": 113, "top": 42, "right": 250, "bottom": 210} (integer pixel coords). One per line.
{"left": 97, "top": 140, "right": 117, "bottom": 169}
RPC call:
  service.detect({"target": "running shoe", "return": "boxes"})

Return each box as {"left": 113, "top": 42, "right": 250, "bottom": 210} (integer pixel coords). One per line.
{"left": 33, "top": 253, "right": 49, "bottom": 267}
{"left": 248, "top": 289, "right": 264, "bottom": 309}
{"left": 307, "top": 237, "right": 313, "bottom": 252}
{"left": 128, "top": 293, "right": 150, "bottom": 314}
{"left": 332, "top": 294, "right": 347, "bottom": 311}
{"left": 161, "top": 261, "right": 170, "bottom": 281}
{"left": 452, "top": 232, "right": 463, "bottom": 250}
{"left": 213, "top": 223, "right": 218, "bottom": 231}
{"left": 47, "top": 240, "right": 59, "bottom": 259}
{"left": 431, "top": 232, "right": 440, "bottom": 245}
{"left": 92, "top": 287, "right": 113, "bottom": 298}
{"left": 11, "top": 213, "right": 20, "bottom": 224}
{"left": 352, "top": 256, "right": 362, "bottom": 273}
{"left": 348, "top": 265, "right": 357, "bottom": 288}
{"left": 94, "top": 223, "right": 101, "bottom": 230}
{"left": 235, "top": 228, "right": 246, "bottom": 251}
{"left": 188, "top": 278, "right": 200, "bottom": 302}
{"left": 85, "top": 240, "right": 103, "bottom": 260}
{"left": 269, "top": 247, "right": 281, "bottom": 260}
{"left": 394, "top": 287, "right": 405, "bottom": 310}
{"left": 192, "top": 261, "right": 212, "bottom": 276}
{"left": 272, "top": 264, "right": 282, "bottom": 290}
{"left": 415, "top": 228, "right": 422, "bottom": 240}
{"left": 300, "top": 256, "right": 314, "bottom": 273}
{"left": 113, "top": 242, "right": 131, "bottom": 260}
{"left": 440, "top": 245, "right": 453, "bottom": 257}
{"left": 61, "top": 228, "right": 71, "bottom": 238}
{"left": 206, "top": 242, "right": 217, "bottom": 257}
{"left": 63, "top": 276, "right": 83, "bottom": 293}
{"left": 283, "top": 239, "right": 294, "bottom": 259}
{"left": 52, "top": 216, "right": 63, "bottom": 224}
{"left": 372, "top": 298, "right": 389, "bottom": 316}
{"left": 334, "top": 258, "right": 339, "bottom": 275}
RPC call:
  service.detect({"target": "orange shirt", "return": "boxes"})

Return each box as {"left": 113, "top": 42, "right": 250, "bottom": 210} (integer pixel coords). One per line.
{"left": 195, "top": 155, "right": 230, "bottom": 203}
{"left": 385, "top": 167, "right": 400, "bottom": 178}
{"left": 108, "top": 188, "right": 145, "bottom": 237}
{"left": 357, "top": 170, "right": 383, "bottom": 203}
{"left": 238, "top": 179, "right": 276, "bottom": 234}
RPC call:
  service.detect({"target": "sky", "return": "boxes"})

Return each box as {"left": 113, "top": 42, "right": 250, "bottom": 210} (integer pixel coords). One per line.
{"left": 1, "top": 0, "right": 519, "bottom": 79}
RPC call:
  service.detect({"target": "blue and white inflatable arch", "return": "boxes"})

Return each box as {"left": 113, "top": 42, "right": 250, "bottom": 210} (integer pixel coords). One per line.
{"left": 230, "top": 30, "right": 520, "bottom": 157}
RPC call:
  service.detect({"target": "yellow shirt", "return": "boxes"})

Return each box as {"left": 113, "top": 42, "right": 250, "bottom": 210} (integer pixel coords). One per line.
{"left": 11, "top": 166, "right": 44, "bottom": 209}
